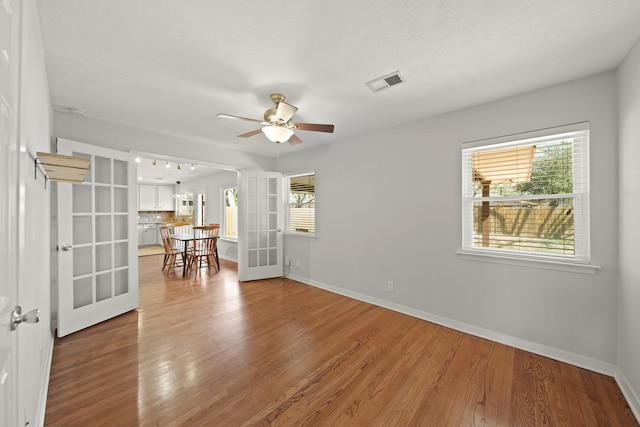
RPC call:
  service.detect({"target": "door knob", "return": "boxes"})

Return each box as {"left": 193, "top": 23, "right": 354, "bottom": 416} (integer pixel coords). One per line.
{"left": 62, "top": 244, "right": 73, "bottom": 251}
{"left": 10, "top": 306, "right": 40, "bottom": 331}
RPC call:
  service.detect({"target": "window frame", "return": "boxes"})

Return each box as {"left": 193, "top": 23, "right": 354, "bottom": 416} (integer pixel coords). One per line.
{"left": 283, "top": 170, "right": 316, "bottom": 238}
{"left": 459, "top": 122, "right": 598, "bottom": 273}
{"left": 221, "top": 185, "right": 238, "bottom": 241}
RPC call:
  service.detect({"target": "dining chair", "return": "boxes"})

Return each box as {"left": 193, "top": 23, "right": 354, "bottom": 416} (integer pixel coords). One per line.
{"left": 168, "top": 222, "right": 191, "bottom": 234}
{"left": 159, "top": 225, "right": 183, "bottom": 272}
{"left": 186, "top": 224, "right": 220, "bottom": 276}
{"left": 166, "top": 222, "right": 191, "bottom": 251}
{"left": 206, "top": 224, "right": 221, "bottom": 270}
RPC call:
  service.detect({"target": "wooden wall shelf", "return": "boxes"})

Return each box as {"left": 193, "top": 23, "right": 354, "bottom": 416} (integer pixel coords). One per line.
{"left": 35, "top": 152, "right": 90, "bottom": 187}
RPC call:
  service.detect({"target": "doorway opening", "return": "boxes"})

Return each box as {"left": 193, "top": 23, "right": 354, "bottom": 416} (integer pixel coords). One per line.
{"left": 195, "top": 189, "right": 206, "bottom": 226}
{"left": 131, "top": 150, "right": 240, "bottom": 269}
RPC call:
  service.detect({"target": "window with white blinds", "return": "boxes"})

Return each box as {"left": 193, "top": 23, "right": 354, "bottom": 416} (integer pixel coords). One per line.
{"left": 283, "top": 171, "right": 315, "bottom": 234}
{"left": 461, "top": 123, "right": 590, "bottom": 262}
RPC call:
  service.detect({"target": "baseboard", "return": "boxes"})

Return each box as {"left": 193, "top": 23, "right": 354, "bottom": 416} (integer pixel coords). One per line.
{"left": 615, "top": 368, "right": 640, "bottom": 423}
{"left": 285, "top": 273, "right": 618, "bottom": 377}
{"left": 36, "top": 332, "right": 54, "bottom": 427}
{"left": 219, "top": 255, "right": 238, "bottom": 263}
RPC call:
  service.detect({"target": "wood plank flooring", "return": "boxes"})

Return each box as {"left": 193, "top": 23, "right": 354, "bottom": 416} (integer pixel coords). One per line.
{"left": 138, "top": 245, "right": 165, "bottom": 257}
{"left": 44, "top": 255, "right": 638, "bottom": 426}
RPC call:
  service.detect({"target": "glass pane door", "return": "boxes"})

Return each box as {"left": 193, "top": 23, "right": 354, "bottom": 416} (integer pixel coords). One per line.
{"left": 238, "top": 171, "right": 282, "bottom": 281}
{"left": 57, "top": 139, "right": 138, "bottom": 337}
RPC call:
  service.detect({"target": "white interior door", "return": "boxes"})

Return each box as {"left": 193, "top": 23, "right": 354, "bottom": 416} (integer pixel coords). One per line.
{"left": 57, "top": 138, "right": 138, "bottom": 337}
{"left": 0, "top": 0, "right": 21, "bottom": 425}
{"left": 238, "top": 171, "right": 283, "bottom": 281}
{"left": 195, "top": 188, "right": 206, "bottom": 226}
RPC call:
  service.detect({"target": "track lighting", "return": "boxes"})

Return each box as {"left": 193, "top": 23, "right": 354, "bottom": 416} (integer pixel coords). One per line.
{"left": 190, "top": 164, "right": 195, "bottom": 170}
{"left": 165, "top": 161, "right": 170, "bottom": 168}
{"left": 177, "top": 163, "right": 181, "bottom": 170}
{"left": 152, "top": 159, "right": 156, "bottom": 166}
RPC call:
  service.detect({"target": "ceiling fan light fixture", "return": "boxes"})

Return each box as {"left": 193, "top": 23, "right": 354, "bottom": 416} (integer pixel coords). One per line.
{"left": 262, "top": 125, "right": 294, "bottom": 143}
{"left": 218, "top": 93, "right": 334, "bottom": 146}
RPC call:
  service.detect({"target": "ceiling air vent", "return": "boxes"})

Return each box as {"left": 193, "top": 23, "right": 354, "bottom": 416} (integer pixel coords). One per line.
{"left": 365, "top": 71, "right": 406, "bottom": 92}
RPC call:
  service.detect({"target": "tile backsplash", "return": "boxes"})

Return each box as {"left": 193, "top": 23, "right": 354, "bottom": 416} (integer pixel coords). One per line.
{"left": 137, "top": 211, "right": 193, "bottom": 224}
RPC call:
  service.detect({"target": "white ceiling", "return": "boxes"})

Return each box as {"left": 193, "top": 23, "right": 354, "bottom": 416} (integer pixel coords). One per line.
{"left": 37, "top": 0, "right": 640, "bottom": 158}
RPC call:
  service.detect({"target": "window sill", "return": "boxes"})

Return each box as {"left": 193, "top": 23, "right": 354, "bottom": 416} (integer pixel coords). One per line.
{"left": 456, "top": 250, "right": 601, "bottom": 275}
{"left": 219, "top": 237, "right": 237, "bottom": 243}
{"left": 284, "top": 232, "right": 317, "bottom": 240}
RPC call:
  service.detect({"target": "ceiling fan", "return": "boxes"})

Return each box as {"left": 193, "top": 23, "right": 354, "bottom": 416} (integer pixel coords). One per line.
{"left": 217, "top": 93, "right": 334, "bottom": 145}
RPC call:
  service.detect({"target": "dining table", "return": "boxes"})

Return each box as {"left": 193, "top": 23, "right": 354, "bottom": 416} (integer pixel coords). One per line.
{"left": 170, "top": 233, "right": 219, "bottom": 276}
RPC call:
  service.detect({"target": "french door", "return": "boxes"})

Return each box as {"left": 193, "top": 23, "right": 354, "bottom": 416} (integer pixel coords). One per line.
{"left": 0, "top": 0, "right": 21, "bottom": 425}
{"left": 238, "top": 171, "right": 283, "bottom": 281}
{"left": 56, "top": 138, "right": 138, "bottom": 337}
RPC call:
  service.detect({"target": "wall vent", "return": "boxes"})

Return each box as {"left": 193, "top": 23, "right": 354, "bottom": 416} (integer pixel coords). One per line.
{"left": 365, "top": 71, "right": 406, "bottom": 92}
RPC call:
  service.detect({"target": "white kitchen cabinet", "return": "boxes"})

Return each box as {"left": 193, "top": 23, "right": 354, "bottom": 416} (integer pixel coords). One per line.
{"left": 141, "top": 224, "right": 158, "bottom": 245}
{"left": 138, "top": 184, "right": 175, "bottom": 211}
{"left": 176, "top": 193, "right": 194, "bottom": 215}
{"left": 157, "top": 185, "right": 174, "bottom": 210}
{"left": 139, "top": 185, "right": 157, "bottom": 210}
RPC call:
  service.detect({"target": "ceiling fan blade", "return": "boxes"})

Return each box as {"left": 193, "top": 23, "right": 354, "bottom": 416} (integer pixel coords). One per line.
{"left": 238, "top": 129, "right": 263, "bottom": 138}
{"left": 294, "top": 122, "right": 335, "bottom": 133}
{"left": 275, "top": 101, "right": 298, "bottom": 122}
{"left": 217, "top": 113, "right": 262, "bottom": 124}
{"left": 288, "top": 134, "right": 303, "bottom": 145}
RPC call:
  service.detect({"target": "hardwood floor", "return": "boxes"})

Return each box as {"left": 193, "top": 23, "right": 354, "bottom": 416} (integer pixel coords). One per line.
{"left": 44, "top": 255, "right": 638, "bottom": 426}
{"left": 138, "top": 245, "right": 165, "bottom": 257}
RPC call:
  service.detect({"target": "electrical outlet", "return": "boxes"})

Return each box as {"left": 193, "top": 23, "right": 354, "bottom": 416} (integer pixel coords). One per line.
{"left": 387, "top": 280, "right": 394, "bottom": 292}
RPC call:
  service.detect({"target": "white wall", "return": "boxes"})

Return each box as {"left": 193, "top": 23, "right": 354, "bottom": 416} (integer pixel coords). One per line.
{"left": 53, "top": 113, "right": 274, "bottom": 172}
{"left": 617, "top": 37, "right": 640, "bottom": 417}
{"left": 182, "top": 170, "right": 239, "bottom": 261}
{"left": 276, "top": 72, "right": 619, "bottom": 371}
{"left": 19, "top": 0, "right": 54, "bottom": 425}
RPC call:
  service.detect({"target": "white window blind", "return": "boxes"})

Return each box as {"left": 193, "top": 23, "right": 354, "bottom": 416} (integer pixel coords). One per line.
{"left": 461, "top": 123, "right": 590, "bottom": 262}
{"left": 284, "top": 171, "right": 315, "bottom": 234}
